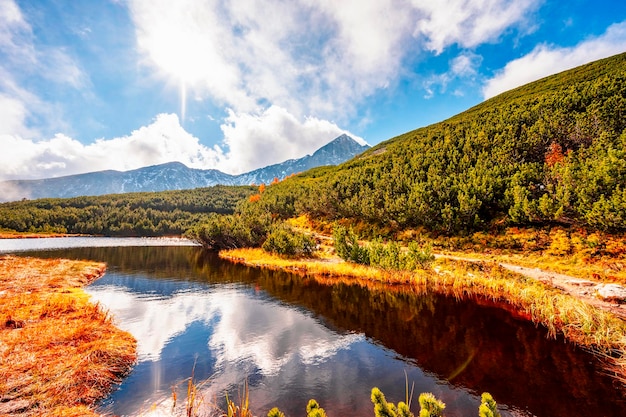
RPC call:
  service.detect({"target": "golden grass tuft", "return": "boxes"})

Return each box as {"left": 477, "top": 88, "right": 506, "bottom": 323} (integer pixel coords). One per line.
{"left": 0, "top": 255, "right": 137, "bottom": 416}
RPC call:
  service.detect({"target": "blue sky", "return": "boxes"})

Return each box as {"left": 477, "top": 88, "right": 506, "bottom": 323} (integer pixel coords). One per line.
{"left": 1, "top": 0, "right": 625, "bottom": 183}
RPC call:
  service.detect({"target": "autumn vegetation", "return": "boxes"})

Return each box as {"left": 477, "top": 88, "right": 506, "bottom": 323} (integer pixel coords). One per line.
{"left": 0, "top": 255, "right": 136, "bottom": 416}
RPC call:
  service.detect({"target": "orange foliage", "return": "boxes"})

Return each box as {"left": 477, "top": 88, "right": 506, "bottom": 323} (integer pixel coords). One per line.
{"left": 271, "top": 177, "right": 280, "bottom": 185}
{"left": 249, "top": 194, "right": 261, "bottom": 203}
{"left": 545, "top": 142, "right": 565, "bottom": 166}
{"left": 258, "top": 183, "right": 266, "bottom": 194}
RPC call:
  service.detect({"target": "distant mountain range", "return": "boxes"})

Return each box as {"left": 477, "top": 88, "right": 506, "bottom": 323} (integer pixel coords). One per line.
{"left": 0, "top": 134, "right": 369, "bottom": 201}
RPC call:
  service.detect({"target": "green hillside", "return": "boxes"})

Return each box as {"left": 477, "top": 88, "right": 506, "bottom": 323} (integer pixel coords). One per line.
{"left": 252, "top": 52, "right": 626, "bottom": 235}
{"left": 0, "top": 185, "right": 256, "bottom": 236}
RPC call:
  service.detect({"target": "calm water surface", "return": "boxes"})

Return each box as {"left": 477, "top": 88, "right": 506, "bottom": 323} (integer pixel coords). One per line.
{"left": 2, "top": 238, "right": 625, "bottom": 416}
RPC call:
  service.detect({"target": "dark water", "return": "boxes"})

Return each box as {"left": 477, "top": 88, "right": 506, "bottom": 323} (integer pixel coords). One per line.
{"left": 4, "top": 240, "right": 625, "bottom": 416}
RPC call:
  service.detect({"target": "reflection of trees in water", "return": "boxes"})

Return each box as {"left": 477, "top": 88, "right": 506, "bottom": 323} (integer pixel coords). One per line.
{"left": 26, "top": 246, "right": 626, "bottom": 416}
{"left": 187, "top": 249, "right": 624, "bottom": 417}
{"left": 198, "top": 257, "right": 624, "bottom": 417}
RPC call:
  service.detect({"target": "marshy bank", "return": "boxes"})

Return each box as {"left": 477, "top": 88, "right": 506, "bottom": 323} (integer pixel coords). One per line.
{"left": 220, "top": 247, "right": 626, "bottom": 383}
{"left": 0, "top": 255, "right": 137, "bottom": 416}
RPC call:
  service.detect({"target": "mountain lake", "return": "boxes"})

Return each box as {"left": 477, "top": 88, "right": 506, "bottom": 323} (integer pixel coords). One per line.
{"left": 1, "top": 238, "right": 624, "bottom": 416}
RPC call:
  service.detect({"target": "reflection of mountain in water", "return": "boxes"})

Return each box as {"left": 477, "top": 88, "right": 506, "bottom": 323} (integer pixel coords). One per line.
{"left": 27, "top": 246, "right": 626, "bottom": 417}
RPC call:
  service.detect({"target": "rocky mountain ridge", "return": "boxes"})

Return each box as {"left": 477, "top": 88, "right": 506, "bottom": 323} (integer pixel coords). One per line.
{"left": 0, "top": 134, "right": 369, "bottom": 201}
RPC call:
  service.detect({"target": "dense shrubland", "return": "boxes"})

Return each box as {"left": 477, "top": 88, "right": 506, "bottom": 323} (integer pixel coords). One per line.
{"left": 191, "top": 54, "right": 626, "bottom": 260}
{"left": 0, "top": 186, "right": 256, "bottom": 236}
{"left": 332, "top": 225, "right": 435, "bottom": 269}
{"left": 236, "top": 53, "right": 626, "bottom": 237}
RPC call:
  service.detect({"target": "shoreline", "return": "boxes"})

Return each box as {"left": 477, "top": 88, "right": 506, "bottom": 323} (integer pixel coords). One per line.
{"left": 0, "top": 232, "right": 86, "bottom": 239}
{"left": 0, "top": 255, "right": 137, "bottom": 416}
{"left": 220, "top": 247, "right": 626, "bottom": 382}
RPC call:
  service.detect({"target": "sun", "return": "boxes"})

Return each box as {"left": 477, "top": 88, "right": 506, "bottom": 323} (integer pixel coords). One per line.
{"left": 136, "top": 8, "right": 219, "bottom": 123}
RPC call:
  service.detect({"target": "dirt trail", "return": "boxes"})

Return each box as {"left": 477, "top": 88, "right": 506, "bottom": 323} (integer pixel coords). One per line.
{"left": 435, "top": 254, "right": 626, "bottom": 320}
{"left": 312, "top": 231, "right": 626, "bottom": 319}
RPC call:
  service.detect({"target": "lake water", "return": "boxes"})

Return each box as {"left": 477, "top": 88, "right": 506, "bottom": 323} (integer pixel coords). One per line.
{"left": 2, "top": 238, "right": 625, "bottom": 416}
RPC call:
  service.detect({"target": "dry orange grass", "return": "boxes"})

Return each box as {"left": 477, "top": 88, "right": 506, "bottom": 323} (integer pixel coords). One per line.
{"left": 410, "top": 227, "right": 626, "bottom": 284}
{"left": 0, "top": 255, "right": 137, "bottom": 416}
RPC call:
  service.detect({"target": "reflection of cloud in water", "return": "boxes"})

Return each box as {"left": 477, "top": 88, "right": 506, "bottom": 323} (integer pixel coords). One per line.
{"left": 88, "top": 277, "right": 494, "bottom": 417}
{"left": 87, "top": 280, "right": 364, "bottom": 415}
{"left": 87, "top": 284, "right": 361, "bottom": 366}
{"left": 87, "top": 285, "right": 218, "bottom": 361}
{"left": 208, "top": 291, "right": 362, "bottom": 376}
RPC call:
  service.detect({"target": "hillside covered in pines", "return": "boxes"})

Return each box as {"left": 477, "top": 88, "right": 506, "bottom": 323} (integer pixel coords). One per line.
{"left": 245, "top": 53, "right": 626, "bottom": 235}
{"left": 0, "top": 186, "right": 256, "bottom": 236}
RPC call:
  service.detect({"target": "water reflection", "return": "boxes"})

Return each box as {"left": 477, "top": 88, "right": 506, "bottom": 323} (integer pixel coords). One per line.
{"left": 88, "top": 277, "right": 365, "bottom": 415}
{"left": 6, "top": 243, "right": 625, "bottom": 417}
{"left": 0, "top": 236, "right": 197, "bottom": 254}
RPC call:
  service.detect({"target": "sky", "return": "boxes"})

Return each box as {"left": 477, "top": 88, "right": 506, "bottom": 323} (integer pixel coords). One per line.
{"left": 1, "top": 0, "right": 625, "bottom": 181}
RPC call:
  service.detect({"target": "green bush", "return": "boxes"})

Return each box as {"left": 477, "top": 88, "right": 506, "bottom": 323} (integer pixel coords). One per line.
{"left": 268, "top": 389, "right": 498, "bottom": 417}
{"left": 406, "top": 242, "right": 435, "bottom": 269}
{"left": 262, "top": 225, "right": 316, "bottom": 257}
{"left": 267, "top": 408, "right": 285, "bottom": 417}
{"left": 478, "top": 392, "right": 501, "bottom": 417}
{"left": 187, "top": 212, "right": 271, "bottom": 250}
{"left": 306, "top": 399, "right": 328, "bottom": 417}
{"left": 371, "top": 387, "right": 413, "bottom": 417}
{"left": 333, "top": 225, "right": 370, "bottom": 264}
{"left": 267, "top": 399, "right": 327, "bottom": 417}
{"left": 334, "top": 226, "right": 435, "bottom": 270}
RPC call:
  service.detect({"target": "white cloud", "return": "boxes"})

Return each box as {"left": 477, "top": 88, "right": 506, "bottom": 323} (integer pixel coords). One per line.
{"left": 119, "top": 0, "right": 537, "bottom": 180}
{"left": 0, "top": 94, "right": 30, "bottom": 137}
{"left": 128, "top": 0, "right": 538, "bottom": 120}
{"left": 0, "top": 180, "right": 24, "bottom": 202}
{"left": 483, "top": 21, "right": 626, "bottom": 98}
{"left": 0, "top": 0, "right": 88, "bottom": 140}
{"left": 0, "top": 114, "right": 219, "bottom": 180}
{"left": 0, "top": 0, "right": 549, "bottom": 181}
{"left": 410, "top": 0, "right": 541, "bottom": 54}
{"left": 423, "top": 52, "right": 482, "bottom": 98}
{"left": 40, "top": 48, "right": 89, "bottom": 90}
{"left": 451, "top": 52, "right": 482, "bottom": 77}
{"left": 0, "top": 0, "right": 34, "bottom": 62}
{"left": 219, "top": 105, "right": 364, "bottom": 174}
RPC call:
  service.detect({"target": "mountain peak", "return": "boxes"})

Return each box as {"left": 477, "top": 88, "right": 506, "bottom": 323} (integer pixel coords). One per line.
{"left": 328, "top": 133, "right": 368, "bottom": 147}
{"left": 311, "top": 134, "right": 370, "bottom": 160}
